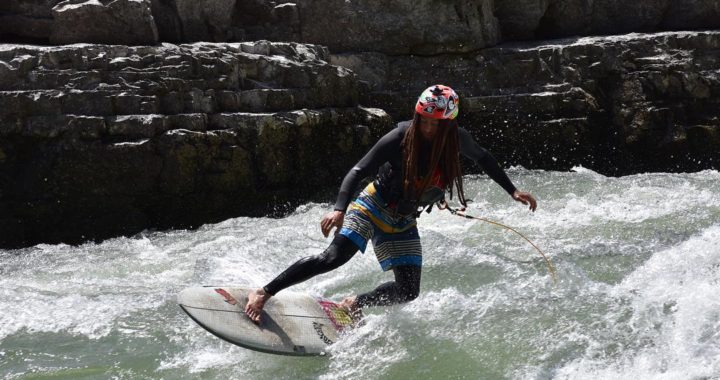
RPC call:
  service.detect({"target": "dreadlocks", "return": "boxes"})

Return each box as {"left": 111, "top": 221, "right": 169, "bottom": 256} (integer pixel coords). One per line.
{"left": 401, "top": 113, "right": 467, "bottom": 207}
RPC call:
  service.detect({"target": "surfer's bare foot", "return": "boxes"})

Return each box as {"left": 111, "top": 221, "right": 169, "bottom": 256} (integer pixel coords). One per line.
{"left": 245, "top": 288, "right": 271, "bottom": 324}
{"left": 339, "top": 295, "right": 364, "bottom": 325}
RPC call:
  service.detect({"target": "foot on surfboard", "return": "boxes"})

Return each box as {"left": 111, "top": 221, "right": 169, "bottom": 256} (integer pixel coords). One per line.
{"left": 244, "top": 288, "right": 271, "bottom": 324}
{"left": 338, "top": 296, "right": 365, "bottom": 328}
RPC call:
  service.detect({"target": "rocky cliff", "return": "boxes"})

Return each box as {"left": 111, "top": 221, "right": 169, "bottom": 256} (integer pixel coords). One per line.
{"left": 339, "top": 31, "right": 720, "bottom": 174}
{"left": 3, "top": 1, "right": 720, "bottom": 49}
{"left": 1, "top": 0, "right": 719, "bottom": 248}
{"left": 0, "top": 42, "right": 391, "bottom": 248}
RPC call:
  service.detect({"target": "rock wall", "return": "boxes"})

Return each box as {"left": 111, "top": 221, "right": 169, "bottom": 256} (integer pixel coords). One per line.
{"left": 0, "top": 42, "right": 391, "bottom": 248}
{"left": 337, "top": 31, "right": 720, "bottom": 174}
{"left": 296, "top": 0, "right": 499, "bottom": 55}
{"left": 2, "top": 1, "right": 720, "bottom": 48}
{"left": 1, "top": 1, "right": 720, "bottom": 248}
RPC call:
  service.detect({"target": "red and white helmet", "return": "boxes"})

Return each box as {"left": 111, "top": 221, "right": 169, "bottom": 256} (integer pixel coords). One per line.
{"left": 415, "top": 85, "right": 459, "bottom": 120}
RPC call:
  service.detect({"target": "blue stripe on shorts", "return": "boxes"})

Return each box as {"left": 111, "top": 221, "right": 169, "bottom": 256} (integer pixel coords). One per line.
{"left": 339, "top": 183, "right": 423, "bottom": 272}
{"left": 379, "top": 255, "right": 422, "bottom": 271}
{"left": 339, "top": 227, "right": 368, "bottom": 253}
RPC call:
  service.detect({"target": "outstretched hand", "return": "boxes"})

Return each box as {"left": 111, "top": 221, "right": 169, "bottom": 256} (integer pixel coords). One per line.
{"left": 512, "top": 190, "right": 537, "bottom": 212}
{"left": 320, "top": 210, "right": 345, "bottom": 237}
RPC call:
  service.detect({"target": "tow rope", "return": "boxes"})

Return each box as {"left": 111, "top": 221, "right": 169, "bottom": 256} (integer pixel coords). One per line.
{"left": 437, "top": 200, "right": 557, "bottom": 284}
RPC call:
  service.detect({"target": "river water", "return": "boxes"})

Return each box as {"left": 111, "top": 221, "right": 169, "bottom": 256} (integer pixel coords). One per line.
{"left": 1, "top": 168, "right": 719, "bottom": 379}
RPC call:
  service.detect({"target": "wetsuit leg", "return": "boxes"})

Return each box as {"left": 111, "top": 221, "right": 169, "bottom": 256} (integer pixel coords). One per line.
{"left": 263, "top": 235, "right": 358, "bottom": 296}
{"left": 355, "top": 265, "right": 421, "bottom": 307}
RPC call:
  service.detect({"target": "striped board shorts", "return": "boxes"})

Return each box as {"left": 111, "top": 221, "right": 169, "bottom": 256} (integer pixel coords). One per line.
{"left": 339, "top": 182, "right": 422, "bottom": 271}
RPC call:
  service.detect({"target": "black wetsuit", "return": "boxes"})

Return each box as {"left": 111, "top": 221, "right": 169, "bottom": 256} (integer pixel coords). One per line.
{"left": 264, "top": 121, "right": 517, "bottom": 307}
{"left": 334, "top": 120, "right": 516, "bottom": 214}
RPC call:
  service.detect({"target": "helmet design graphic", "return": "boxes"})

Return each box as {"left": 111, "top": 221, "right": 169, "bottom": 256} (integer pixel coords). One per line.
{"left": 415, "top": 85, "right": 459, "bottom": 120}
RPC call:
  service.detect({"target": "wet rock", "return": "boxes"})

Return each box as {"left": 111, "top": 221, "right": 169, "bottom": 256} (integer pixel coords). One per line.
{"left": 337, "top": 31, "right": 720, "bottom": 174}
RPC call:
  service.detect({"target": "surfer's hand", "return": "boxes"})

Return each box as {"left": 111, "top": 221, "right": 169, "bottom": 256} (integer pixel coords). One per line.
{"left": 513, "top": 190, "right": 537, "bottom": 212}
{"left": 321, "top": 210, "right": 345, "bottom": 237}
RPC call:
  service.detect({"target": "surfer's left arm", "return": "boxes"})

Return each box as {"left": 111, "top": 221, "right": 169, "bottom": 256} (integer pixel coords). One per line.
{"left": 457, "top": 127, "right": 537, "bottom": 211}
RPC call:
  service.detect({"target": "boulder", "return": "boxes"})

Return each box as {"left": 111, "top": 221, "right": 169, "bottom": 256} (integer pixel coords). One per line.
{"left": 50, "top": 0, "right": 158, "bottom": 45}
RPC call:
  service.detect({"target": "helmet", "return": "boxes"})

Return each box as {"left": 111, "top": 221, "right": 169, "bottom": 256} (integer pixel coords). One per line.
{"left": 415, "top": 85, "right": 459, "bottom": 120}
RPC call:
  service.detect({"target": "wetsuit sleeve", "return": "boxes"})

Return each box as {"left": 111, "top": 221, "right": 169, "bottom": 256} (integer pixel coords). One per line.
{"left": 458, "top": 127, "right": 517, "bottom": 195}
{"left": 333, "top": 128, "right": 403, "bottom": 211}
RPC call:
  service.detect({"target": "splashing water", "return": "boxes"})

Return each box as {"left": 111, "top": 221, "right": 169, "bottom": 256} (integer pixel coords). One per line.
{"left": 1, "top": 168, "right": 719, "bottom": 379}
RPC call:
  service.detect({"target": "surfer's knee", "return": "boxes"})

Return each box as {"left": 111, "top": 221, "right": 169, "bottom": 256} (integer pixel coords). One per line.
{"left": 313, "top": 248, "right": 345, "bottom": 272}
{"left": 317, "top": 235, "right": 357, "bottom": 271}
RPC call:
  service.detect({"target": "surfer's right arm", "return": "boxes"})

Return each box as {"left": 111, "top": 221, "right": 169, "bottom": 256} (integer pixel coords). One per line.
{"left": 321, "top": 128, "right": 403, "bottom": 237}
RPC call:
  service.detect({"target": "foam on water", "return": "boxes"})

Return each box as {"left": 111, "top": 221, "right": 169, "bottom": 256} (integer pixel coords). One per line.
{"left": 553, "top": 226, "right": 720, "bottom": 379}
{"left": 1, "top": 169, "right": 719, "bottom": 379}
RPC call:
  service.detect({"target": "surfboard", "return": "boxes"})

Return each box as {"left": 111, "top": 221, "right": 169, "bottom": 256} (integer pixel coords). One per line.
{"left": 177, "top": 286, "right": 355, "bottom": 356}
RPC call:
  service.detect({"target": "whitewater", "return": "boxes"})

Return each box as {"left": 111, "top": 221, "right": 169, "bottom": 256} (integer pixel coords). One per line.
{"left": 1, "top": 167, "right": 719, "bottom": 379}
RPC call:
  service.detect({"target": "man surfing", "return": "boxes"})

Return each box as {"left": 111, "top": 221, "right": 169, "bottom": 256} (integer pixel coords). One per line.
{"left": 245, "top": 85, "right": 536, "bottom": 323}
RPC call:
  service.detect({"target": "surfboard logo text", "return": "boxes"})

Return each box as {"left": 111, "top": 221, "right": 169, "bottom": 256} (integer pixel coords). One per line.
{"left": 214, "top": 288, "right": 238, "bottom": 305}
{"left": 313, "top": 322, "right": 334, "bottom": 345}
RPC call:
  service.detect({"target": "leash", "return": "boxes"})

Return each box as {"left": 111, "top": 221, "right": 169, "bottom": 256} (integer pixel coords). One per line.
{"left": 437, "top": 200, "right": 557, "bottom": 284}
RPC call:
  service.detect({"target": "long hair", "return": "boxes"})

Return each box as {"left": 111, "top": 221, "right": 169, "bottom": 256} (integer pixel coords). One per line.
{"left": 401, "top": 113, "right": 467, "bottom": 207}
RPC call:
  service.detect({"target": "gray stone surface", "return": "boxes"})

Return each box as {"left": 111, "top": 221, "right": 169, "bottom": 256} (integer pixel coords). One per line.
{"left": 336, "top": 31, "right": 720, "bottom": 174}
{"left": 2, "top": 0, "right": 720, "bottom": 47}
{"left": 0, "top": 41, "right": 390, "bottom": 248}
{"left": 149, "top": 0, "right": 183, "bottom": 42}
{"left": 0, "top": 0, "right": 61, "bottom": 43}
{"left": 1, "top": 2, "right": 720, "bottom": 248}
{"left": 174, "top": 0, "right": 236, "bottom": 42}
{"left": 50, "top": 0, "right": 159, "bottom": 45}
{"left": 660, "top": 0, "right": 720, "bottom": 30}
{"left": 296, "top": 0, "right": 499, "bottom": 54}
{"left": 537, "top": 0, "right": 672, "bottom": 37}
{"left": 495, "top": 0, "right": 550, "bottom": 40}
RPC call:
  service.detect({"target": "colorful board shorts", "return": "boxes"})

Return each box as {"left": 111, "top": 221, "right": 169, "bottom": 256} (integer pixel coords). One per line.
{"left": 339, "top": 182, "right": 422, "bottom": 271}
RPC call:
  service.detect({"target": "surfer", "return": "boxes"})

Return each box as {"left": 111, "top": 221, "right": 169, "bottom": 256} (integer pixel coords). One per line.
{"left": 245, "top": 85, "right": 536, "bottom": 323}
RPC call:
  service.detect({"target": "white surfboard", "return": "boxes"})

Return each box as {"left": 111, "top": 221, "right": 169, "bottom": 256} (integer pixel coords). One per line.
{"left": 178, "top": 286, "right": 354, "bottom": 356}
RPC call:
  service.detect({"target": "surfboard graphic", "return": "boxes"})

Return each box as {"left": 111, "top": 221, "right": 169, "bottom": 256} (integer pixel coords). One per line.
{"left": 178, "top": 286, "right": 354, "bottom": 356}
